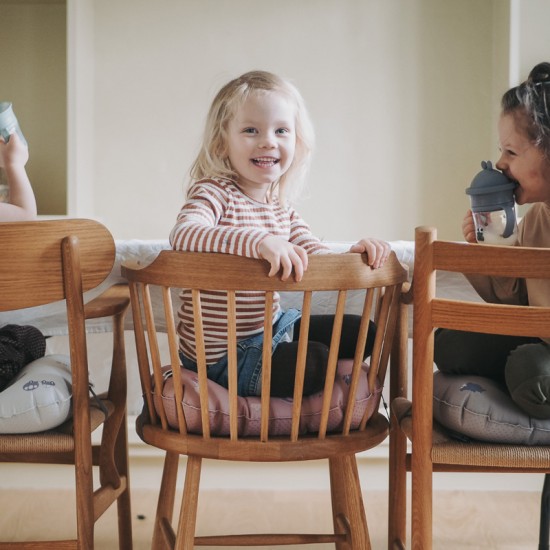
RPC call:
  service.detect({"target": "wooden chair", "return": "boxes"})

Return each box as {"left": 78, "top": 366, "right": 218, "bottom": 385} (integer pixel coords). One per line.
{"left": 0, "top": 219, "right": 132, "bottom": 550}
{"left": 123, "top": 250, "right": 407, "bottom": 549}
{"left": 389, "top": 225, "right": 550, "bottom": 550}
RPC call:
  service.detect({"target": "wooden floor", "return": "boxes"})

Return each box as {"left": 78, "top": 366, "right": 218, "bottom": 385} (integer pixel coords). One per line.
{"left": 0, "top": 488, "right": 543, "bottom": 549}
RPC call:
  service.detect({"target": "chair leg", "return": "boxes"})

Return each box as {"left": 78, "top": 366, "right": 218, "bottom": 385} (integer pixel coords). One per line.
{"left": 539, "top": 474, "right": 550, "bottom": 550}
{"left": 152, "top": 452, "right": 181, "bottom": 550}
{"left": 175, "top": 455, "right": 202, "bottom": 550}
{"left": 75, "top": 448, "right": 95, "bottom": 550}
{"left": 115, "top": 415, "right": 133, "bottom": 550}
{"left": 388, "top": 417, "right": 407, "bottom": 550}
{"left": 329, "top": 454, "right": 371, "bottom": 550}
{"left": 388, "top": 299, "right": 409, "bottom": 550}
{"left": 411, "top": 454, "right": 432, "bottom": 550}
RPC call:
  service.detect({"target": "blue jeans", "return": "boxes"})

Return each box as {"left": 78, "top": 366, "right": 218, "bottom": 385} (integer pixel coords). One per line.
{"left": 180, "top": 308, "right": 301, "bottom": 397}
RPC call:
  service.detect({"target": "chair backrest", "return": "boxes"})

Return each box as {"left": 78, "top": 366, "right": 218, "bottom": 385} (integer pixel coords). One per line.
{"left": 412, "top": 224, "right": 550, "bottom": 449}
{"left": 124, "top": 250, "right": 407, "bottom": 452}
{"left": 0, "top": 219, "right": 115, "bottom": 311}
{"left": 0, "top": 219, "right": 116, "bottom": 436}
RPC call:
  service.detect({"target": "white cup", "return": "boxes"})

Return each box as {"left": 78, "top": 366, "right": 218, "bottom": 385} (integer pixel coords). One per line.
{"left": 472, "top": 208, "right": 518, "bottom": 245}
{"left": 0, "top": 102, "right": 27, "bottom": 146}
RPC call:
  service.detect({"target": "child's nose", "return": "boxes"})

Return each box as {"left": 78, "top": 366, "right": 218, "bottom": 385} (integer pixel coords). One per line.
{"left": 259, "top": 134, "right": 276, "bottom": 148}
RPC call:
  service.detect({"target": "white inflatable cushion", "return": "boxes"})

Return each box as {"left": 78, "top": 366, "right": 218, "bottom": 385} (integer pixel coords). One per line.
{"left": 0, "top": 354, "right": 72, "bottom": 434}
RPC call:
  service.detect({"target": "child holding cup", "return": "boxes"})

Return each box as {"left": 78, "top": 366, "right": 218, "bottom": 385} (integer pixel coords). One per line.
{"left": 434, "top": 62, "right": 550, "bottom": 419}
{"left": 0, "top": 103, "right": 36, "bottom": 221}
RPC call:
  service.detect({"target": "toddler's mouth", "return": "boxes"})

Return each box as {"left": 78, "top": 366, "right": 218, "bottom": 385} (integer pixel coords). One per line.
{"left": 252, "top": 157, "right": 279, "bottom": 167}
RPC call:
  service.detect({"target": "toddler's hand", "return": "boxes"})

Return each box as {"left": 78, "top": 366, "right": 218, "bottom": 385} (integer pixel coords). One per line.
{"left": 349, "top": 238, "right": 391, "bottom": 269}
{"left": 462, "top": 210, "right": 477, "bottom": 243}
{"left": 258, "top": 236, "right": 308, "bottom": 281}
{"left": 0, "top": 133, "right": 29, "bottom": 169}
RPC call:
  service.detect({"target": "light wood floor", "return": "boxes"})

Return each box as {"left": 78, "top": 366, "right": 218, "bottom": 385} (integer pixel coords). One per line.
{"left": 0, "top": 488, "right": 543, "bottom": 549}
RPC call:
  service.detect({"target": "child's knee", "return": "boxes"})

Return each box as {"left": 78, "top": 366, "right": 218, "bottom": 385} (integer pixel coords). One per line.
{"left": 303, "top": 341, "right": 329, "bottom": 393}
{"left": 506, "top": 343, "right": 550, "bottom": 419}
{"left": 270, "top": 341, "right": 329, "bottom": 397}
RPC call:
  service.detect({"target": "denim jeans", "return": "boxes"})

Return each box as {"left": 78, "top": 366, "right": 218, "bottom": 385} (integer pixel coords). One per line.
{"left": 180, "top": 308, "right": 301, "bottom": 397}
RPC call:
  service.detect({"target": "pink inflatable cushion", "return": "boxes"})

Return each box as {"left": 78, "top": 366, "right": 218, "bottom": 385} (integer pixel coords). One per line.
{"left": 154, "top": 359, "right": 382, "bottom": 436}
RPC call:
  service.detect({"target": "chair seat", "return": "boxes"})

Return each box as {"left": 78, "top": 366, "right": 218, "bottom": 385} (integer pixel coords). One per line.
{"left": 0, "top": 399, "right": 114, "bottom": 456}
{"left": 393, "top": 396, "right": 550, "bottom": 470}
{"left": 137, "top": 411, "right": 389, "bottom": 462}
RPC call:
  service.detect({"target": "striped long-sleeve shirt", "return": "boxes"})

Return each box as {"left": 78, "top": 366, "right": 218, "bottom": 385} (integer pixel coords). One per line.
{"left": 169, "top": 177, "right": 330, "bottom": 364}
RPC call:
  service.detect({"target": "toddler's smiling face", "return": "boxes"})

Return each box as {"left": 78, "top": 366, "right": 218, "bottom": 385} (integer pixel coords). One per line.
{"left": 226, "top": 91, "right": 296, "bottom": 202}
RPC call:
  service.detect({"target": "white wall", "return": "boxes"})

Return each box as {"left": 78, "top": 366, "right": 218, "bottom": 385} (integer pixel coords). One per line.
{"left": 89, "top": 0, "right": 507, "bottom": 242}
{"left": 0, "top": 2, "right": 67, "bottom": 216}
{"left": 509, "top": 0, "right": 550, "bottom": 86}
{"left": 3, "top": 1, "right": 537, "bottom": 242}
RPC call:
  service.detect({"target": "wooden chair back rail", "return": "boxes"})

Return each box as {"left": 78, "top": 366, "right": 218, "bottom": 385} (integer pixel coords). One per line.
{"left": 377, "top": 285, "right": 401, "bottom": 387}
{"left": 432, "top": 239, "right": 550, "bottom": 278}
{"left": 342, "top": 287, "right": 373, "bottom": 436}
{"left": 163, "top": 286, "right": 187, "bottom": 435}
{"left": 62, "top": 235, "right": 92, "bottom": 452}
{"left": 147, "top": 283, "right": 170, "bottom": 432}
{"left": 124, "top": 249, "right": 407, "bottom": 290}
{"left": 317, "top": 289, "right": 346, "bottom": 439}
{"left": 432, "top": 298, "right": 550, "bottom": 338}
{"left": 290, "top": 289, "right": 312, "bottom": 441}
{"left": 227, "top": 290, "right": 240, "bottom": 440}
{"left": 128, "top": 282, "right": 158, "bottom": 427}
{"left": 0, "top": 219, "right": 115, "bottom": 311}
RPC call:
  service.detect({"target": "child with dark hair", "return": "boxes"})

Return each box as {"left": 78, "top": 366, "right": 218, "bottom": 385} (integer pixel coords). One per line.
{"left": 435, "top": 62, "right": 550, "bottom": 419}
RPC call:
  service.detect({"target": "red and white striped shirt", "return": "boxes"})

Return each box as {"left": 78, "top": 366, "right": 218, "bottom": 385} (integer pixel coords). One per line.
{"left": 169, "top": 178, "right": 330, "bottom": 363}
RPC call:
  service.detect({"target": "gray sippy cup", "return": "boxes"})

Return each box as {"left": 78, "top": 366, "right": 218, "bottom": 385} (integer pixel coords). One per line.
{"left": 465, "top": 160, "right": 518, "bottom": 245}
{"left": 0, "top": 102, "right": 27, "bottom": 146}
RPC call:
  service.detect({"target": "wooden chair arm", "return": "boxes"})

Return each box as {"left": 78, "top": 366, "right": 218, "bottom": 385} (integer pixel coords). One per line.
{"left": 84, "top": 284, "right": 130, "bottom": 320}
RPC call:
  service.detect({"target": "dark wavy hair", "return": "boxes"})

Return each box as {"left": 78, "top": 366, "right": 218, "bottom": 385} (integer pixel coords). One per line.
{"left": 501, "top": 62, "right": 550, "bottom": 159}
